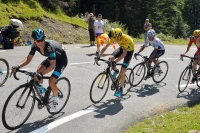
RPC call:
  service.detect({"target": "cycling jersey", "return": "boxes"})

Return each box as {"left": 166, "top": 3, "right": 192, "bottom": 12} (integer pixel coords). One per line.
{"left": 29, "top": 40, "right": 65, "bottom": 60}
{"left": 145, "top": 37, "right": 165, "bottom": 50}
{"left": 188, "top": 36, "right": 200, "bottom": 55}
{"left": 111, "top": 34, "right": 134, "bottom": 51}
{"left": 29, "top": 40, "right": 67, "bottom": 79}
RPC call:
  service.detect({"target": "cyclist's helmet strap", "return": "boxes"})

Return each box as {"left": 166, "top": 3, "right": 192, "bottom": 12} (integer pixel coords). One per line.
{"left": 31, "top": 28, "right": 46, "bottom": 40}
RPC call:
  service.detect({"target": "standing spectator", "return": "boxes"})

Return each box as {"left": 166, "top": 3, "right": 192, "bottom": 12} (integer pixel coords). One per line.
{"left": 93, "top": 14, "right": 104, "bottom": 55}
{"left": 144, "top": 19, "right": 152, "bottom": 43}
{"left": 87, "top": 13, "right": 95, "bottom": 46}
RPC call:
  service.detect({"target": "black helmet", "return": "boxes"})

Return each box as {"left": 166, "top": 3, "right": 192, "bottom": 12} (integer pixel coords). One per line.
{"left": 31, "top": 28, "right": 46, "bottom": 40}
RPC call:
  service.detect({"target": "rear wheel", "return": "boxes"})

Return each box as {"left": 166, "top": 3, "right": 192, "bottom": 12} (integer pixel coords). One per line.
{"left": 47, "top": 77, "right": 71, "bottom": 115}
{"left": 0, "top": 58, "right": 9, "bottom": 86}
{"left": 152, "top": 61, "right": 169, "bottom": 83}
{"left": 178, "top": 67, "right": 191, "bottom": 93}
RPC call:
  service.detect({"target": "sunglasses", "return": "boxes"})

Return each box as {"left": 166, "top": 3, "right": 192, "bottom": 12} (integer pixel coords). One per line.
{"left": 35, "top": 39, "right": 44, "bottom": 43}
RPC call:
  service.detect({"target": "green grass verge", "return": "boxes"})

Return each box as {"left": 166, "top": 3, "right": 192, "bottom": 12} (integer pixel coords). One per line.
{"left": 0, "top": 1, "right": 87, "bottom": 29}
{"left": 124, "top": 104, "right": 200, "bottom": 133}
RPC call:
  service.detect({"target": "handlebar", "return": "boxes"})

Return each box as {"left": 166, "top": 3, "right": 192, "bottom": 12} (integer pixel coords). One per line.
{"left": 134, "top": 53, "right": 148, "bottom": 60}
{"left": 180, "top": 55, "right": 194, "bottom": 61}
{"left": 10, "top": 69, "right": 35, "bottom": 80}
{"left": 94, "top": 57, "right": 123, "bottom": 66}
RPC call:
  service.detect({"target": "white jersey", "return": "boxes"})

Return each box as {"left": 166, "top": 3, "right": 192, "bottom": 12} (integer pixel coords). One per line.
{"left": 94, "top": 20, "right": 104, "bottom": 33}
{"left": 145, "top": 37, "right": 165, "bottom": 50}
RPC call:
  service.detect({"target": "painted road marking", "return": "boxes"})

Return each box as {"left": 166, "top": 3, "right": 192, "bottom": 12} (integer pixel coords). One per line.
{"left": 176, "top": 83, "right": 197, "bottom": 88}
{"left": 30, "top": 108, "right": 96, "bottom": 133}
{"left": 0, "top": 50, "right": 7, "bottom": 52}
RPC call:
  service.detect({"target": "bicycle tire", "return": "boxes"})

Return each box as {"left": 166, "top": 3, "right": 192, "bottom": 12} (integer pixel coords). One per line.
{"left": 178, "top": 67, "right": 191, "bottom": 93}
{"left": 126, "top": 68, "right": 134, "bottom": 87}
{"left": 47, "top": 77, "right": 71, "bottom": 115}
{"left": 0, "top": 58, "right": 9, "bottom": 86}
{"left": 90, "top": 72, "right": 109, "bottom": 104}
{"left": 152, "top": 61, "right": 169, "bottom": 83}
{"left": 2, "top": 83, "right": 35, "bottom": 130}
{"left": 132, "top": 63, "right": 146, "bottom": 87}
{"left": 116, "top": 72, "right": 130, "bottom": 96}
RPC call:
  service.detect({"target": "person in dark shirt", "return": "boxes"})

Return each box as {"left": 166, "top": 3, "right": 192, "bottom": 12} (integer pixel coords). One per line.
{"left": 12, "top": 28, "right": 68, "bottom": 112}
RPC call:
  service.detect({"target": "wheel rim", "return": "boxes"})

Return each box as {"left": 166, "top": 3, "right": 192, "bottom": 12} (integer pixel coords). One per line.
{"left": 152, "top": 61, "right": 168, "bottom": 83}
{"left": 132, "top": 63, "right": 146, "bottom": 86}
{"left": 178, "top": 68, "right": 191, "bottom": 92}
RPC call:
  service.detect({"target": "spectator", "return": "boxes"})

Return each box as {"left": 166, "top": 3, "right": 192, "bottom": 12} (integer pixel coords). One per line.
{"left": 87, "top": 13, "right": 95, "bottom": 46}
{"left": 93, "top": 14, "right": 104, "bottom": 55}
{"left": 144, "top": 19, "right": 152, "bottom": 43}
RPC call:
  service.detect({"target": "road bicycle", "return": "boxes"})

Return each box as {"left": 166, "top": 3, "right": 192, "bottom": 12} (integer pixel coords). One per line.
{"left": 0, "top": 58, "right": 9, "bottom": 86}
{"left": 132, "top": 53, "right": 169, "bottom": 86}
{"left": 2, "top": 69, "right": 71, "bottom": 130}
{"left": 178, "top": 55, "right": 200, "bottom": 92}
{"left": 90, "top": 58, "right": 134, "bottom": 104}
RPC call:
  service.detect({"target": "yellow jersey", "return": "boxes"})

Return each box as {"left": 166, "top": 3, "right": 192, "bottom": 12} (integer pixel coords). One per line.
{"left": 111, "top": 34, "right": 134, "bottom": 51}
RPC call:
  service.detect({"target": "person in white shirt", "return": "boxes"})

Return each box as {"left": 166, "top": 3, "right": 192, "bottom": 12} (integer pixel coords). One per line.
{"left": 93, "top": 14, "right": 104, "bottom": 55}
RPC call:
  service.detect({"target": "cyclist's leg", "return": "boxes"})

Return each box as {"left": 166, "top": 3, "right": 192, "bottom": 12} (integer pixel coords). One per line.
{"left": 36, "top": 58, "right": 49, "bottom": 84}
{"left": 152, "top": 50, "right": 165, "bottom": 65}
{"left": 120, "top": 51, "right": 134, "bottom": 87}
{"left": 110, "top": 47, "right": 123, "bottom": 70}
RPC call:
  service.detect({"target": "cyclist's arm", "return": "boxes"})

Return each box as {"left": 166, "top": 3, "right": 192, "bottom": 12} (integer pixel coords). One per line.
{"left": 150, "top": 48, "right": 159, "bottom": 59}
{"left": 18, "top": 54, "right": 33, "bottom": 68}
{"left": 183, "top": 45, "right": 191, "bottom": 55}
{"left": 99, "top": 43, "right": 110, "bottom": 56}
{"left": 40, "top": 59, "right": 56, "bottom": 75}
{"left": 137, "top": 45, "right": 145, "bottom": 54}
{"left": 115, "top": 47, "right": 128, "bottom": 62}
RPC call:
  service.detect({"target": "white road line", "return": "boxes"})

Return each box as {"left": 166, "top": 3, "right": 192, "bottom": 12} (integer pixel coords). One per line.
{"left": 160, "top": 58, "right": 180, "bottom": 60}
{"left": 176, "top": 83, "right": 197, "bottom": 88}
{"left": 30, "top": 108, "right": 95, "bottom": 133}
{"left": 0, "top": 50, "right": 7, "bottom": 52}
{"left": 70, "top": 61, "right": 103, "bottom": 65}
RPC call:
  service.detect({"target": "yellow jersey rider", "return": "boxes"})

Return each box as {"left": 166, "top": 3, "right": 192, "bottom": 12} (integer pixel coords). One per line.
{"left": 97, "top": 28, "right": 134, "bottom": 97}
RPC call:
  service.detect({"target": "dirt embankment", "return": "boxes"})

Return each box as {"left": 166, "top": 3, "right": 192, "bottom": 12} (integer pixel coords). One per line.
{"left": 21, "top": 16, "right": 89, "bottom": 44}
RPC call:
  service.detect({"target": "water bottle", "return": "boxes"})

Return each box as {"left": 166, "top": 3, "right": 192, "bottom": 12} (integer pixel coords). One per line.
{"left": 36, "top": 82, "right": 46, "bottom": 95}
{"left": 112, "top": 69, "right": 119, "bottom": 80}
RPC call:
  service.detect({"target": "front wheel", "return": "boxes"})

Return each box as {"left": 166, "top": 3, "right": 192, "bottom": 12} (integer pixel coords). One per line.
{"left": 132, "top": 63, "right": 146, "bottom": 87}
{"left": 2, "top": 83, "right": 35, "bottom": 130}
{"left": 90, "top": 72, "right": 109, "bottom": 104}
{"left": 178, "top": 67, "right": 191, "bottom": 93}
{"left": 152, "top": 61, "right": 169, "bottom": 83}
{"left": 47, "top": 77, "right": 71, "bottom": 115}
{"left": 0, "top": 58, "right": 9, "bottom": 86}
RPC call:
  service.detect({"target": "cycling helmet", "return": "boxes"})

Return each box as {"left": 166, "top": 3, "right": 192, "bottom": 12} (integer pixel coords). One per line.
{"left": 193, "top": 30, "right": 200, "bottom": 36}
{"left": 147, "top": 29, "right": 156, "bottom": 38}
{"left": 112, "top": 28, "right": 123, "bottom": 39}
{"left": 9, "top": 19, "right": 24, "bottom": 30}
{"left": 31, "top": 28, "right": 46, "bottom": 40}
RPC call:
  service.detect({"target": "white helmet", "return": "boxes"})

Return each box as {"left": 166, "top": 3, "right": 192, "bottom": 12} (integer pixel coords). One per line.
{"left": 9, "top": 19, "right": 24, "bottom": 30}
{"left": 147, "top": 29, "right": 156, "bottom": 38}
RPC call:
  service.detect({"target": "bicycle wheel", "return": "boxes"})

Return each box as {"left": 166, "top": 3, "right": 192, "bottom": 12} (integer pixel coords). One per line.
{"left": 47, "top": 77, "right": 71, "bottom": 115}
{"left": 132, "top": 63, "right": 146, "bottom": 87}
{"left": 116, "top": 71, "right": 131, "bottom": 96}
{"left": 178, "top": 67, "right": 191, "bottom": 93}
{"left": 0, "top": 58, "right": 9, "bottom": 86}
{"left": 90, "top": 72, "right": 109, "bottom": 104}
{"left": 152, "top": 61, "right": 169, "bottom": 83}
{"left": 2, "top": 83, "right": 35, "bottom": 130}
{"left": 126, "top": 68, "right": 134, "bottom": 87}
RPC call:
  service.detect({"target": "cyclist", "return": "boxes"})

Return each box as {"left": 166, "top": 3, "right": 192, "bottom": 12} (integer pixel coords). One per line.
{"left": 134, "top": 29, "right": 165, "bottom": 79}
{"left": 181, "top": 29, "right": 200, "bottom": 84}
{"left": 97, "top": 28, "right": 134, "bottom": 97}
{"left": 12, "top": 28, "right": 68, "bottom": 112}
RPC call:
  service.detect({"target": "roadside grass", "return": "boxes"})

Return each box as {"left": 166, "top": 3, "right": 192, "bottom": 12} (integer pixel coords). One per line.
{"left": 124, "top": 103, "right": 200, "bottom": 133}
{"left": 0, "top": 1, "right": 87, "bottom": 29}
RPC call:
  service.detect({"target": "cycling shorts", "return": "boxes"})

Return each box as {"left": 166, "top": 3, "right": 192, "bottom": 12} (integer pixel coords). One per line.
{"left": 112, "top": 47, "right": 134, "bottom": 68}
{"left": 149, "top": 50, "right": 165, "bottom": 58}
{"left": 41, "top": 53, "right": 68, "bottom": 79}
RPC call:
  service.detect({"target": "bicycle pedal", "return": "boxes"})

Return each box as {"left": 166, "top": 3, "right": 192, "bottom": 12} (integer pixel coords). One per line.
{"left": 37, "top": 102, "right": 44, "bottom": 109}
{"left": 111, "top": 84, "right": 116, "bottom": 90}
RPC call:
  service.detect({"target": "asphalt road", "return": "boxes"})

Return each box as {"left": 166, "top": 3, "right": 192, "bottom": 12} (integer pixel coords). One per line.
{"left": 0, "top": 43, "right": 200, "bottom": 133}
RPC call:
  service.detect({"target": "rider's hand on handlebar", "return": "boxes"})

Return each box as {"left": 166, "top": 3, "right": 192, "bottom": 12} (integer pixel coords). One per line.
{"left": 180, "top": 54, "right": 185, "bottom": 57}
{"left": 12, "top": 65, "right": 20, "bottom": 73}
{"left": 34, "top": 72, "right": 43, "bottom": 81}
{"left": 134, "top": 53, "right": 139, "bottom": 59}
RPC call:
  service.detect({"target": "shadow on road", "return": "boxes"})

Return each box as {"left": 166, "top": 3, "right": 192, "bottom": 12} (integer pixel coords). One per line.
{"left": 177, "top": 88, "right": 200, "bottom": 107}
{"left": 129, "top": 82, "right": 166, "bottom": 97}
{"left": 85, "top": 95, "right": 131, "bottom": 119}
{"left": 15, "top": 112, "right": 65, "bottom": 133}
{"left": 86, "top": 53, "right": 111, "bottom": 57}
